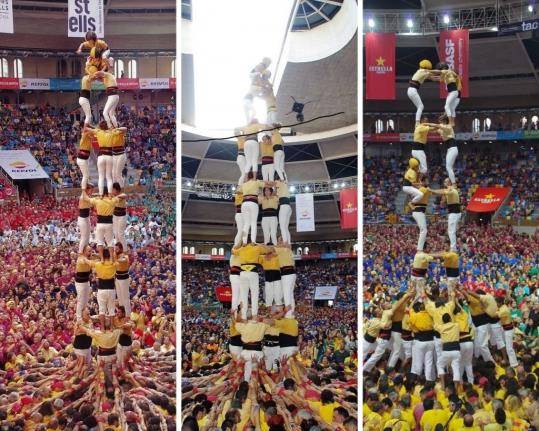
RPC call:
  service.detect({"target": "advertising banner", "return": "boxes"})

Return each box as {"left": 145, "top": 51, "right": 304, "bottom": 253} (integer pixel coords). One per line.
{"left": 68, "top": 0, "right": 104, "bottom": 38}
{"left": 0, "top": 150, "right": 49, "bottom": 179}
{"left": 295, "top": 193, "right": 315, "bottom": 232}
{"left": 0, "top": 0, "right": 13, "bottom": 34}
{"left": 365, "top": 32, "right": 396, "bottom": 100}
{"left": 215, "top": 286, "right": 232, "bottom": 303}
{"left": 314, "top": 286, "right": 338, "bottom": 301}
{"left": 439, "top": 29, "right": 469, "bottom": 97}
{"left": 19, "top": 78, "right": 51, "bottom": 90}
{"left": 0, "top": 77, "right": 19, "bottom": 89}
{"left": 467, "top": 187, "right": 511, "bottom": 213}
{"left": 139, "top": 78, "right": 171, "bottom": 90}
{"left": 117, "top": 78, "right": 140, "bottom": 90}
{"left": 340, "top": 188, "right": 358, "bottom": 229}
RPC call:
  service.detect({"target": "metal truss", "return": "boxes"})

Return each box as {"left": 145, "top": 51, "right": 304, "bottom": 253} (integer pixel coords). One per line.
{"left": 364, "top": 1, "right": 535, "bottom": 34}
{"left": 181, "top": 177, "right": 358, "bottom": 198}
{"left": 0, "top": 49, "right": 175, "bottom": 59}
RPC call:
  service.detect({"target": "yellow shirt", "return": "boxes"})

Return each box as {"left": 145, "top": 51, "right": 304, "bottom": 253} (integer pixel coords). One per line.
{"left": 425, "top": 300, "right": 455, "bottom": 330}
{"left": 420, "top": 409, "right": 450, "bottom": 431}
{"left": 79, "top": 133, "right": 93, "bottom": 152}
{"left": 275, "top": 246, "right": 294, "bottom": 268}
{"left": 237, "top": 136, "right": 246, "bottom": 151}
{"left": 409, "top": 310, "right": 434, "bottom": 332}
{"left": 411, "top": 68, "right": 430, "bottom": 83}
{"left": 444, "top": 251, "right": 459, "bottom": 269}
{"left": 232, "top": 244, "right": 267, "bottom": 267}
{"left": 87, "top": 196, "right": 120, "bottom": 216}
{"left": 79, "top": 194, "right": 92, "bottom": 210}
{"left": 230, "top": 254, "right": 242, "bottom": 268}
{"left": 438, "top": 124, "right": 455, "bottom": 141}
{"left": 96, "top": 129, "right": 116, "bottom": 149}
{"left": 415, "top": 186, "right": 430, "bottom": 206}
{"left": 413, "top": 252, "right": 433, "bottom": 269}
{"left": 235, "top": 321, "right": 269, "bottom": 343}
{"left": 275, "top": 181, "right": 289, "bottom": 199}
{"left": 239, "top": 179, "right": 264, "bottom": 196}
{"left": 272, "top": 131, "right": 283, "bottom": 146}
{"left": 309, "top": 401, "right": 340, "bottom": 425}
{"left": 116, "top": 255, "right": 129, "bottom": 272}
{"left": 405, "top": 168, "right": 418, "bottom": 184}
{"left": 413, "top": 123, "right": 430, "bottom": 144}
{"left": 275, "top": 318, "right": 298, "bottom": 337}
{"left": 259, "top": 255, "right": 280, "bottom": 271}
{"left": 82, "top": 39, "right": 109, "bottom": 51}
{"left": 242, "top": 123, "right": 266, "bottom": 139}
{"left": 448, "top": 418, "right": 464, "bottom": 431}
{"left": 439, "top": 322, "right": 460, "bottom": 343}
{"left": 401, "top": 408, "right": 416, "bottom": 430}
{"left": 455, "top": 310, "right": 472, "bottom": 334}
{"left": 364, "top": 411, "right": 383, "bottom": 431}
{"left": 260, "top": 141, "right": 274, "bottom": 158}
{"left": 234, "top": 193, "right": 243, "bottom": 207}
{"left": 384, "top": 419, "right": 411, "bottom": 431}
{"left": 364, "top": 318, "right": 382, "bottom": 338}
{"left": 112, "top": 129, "right": 126, "bottom": 148}
{"left": 497, "top": 305, "right": 512, "bottom": 325}
{"left": 92, "top": 261, "right": 117, "bottom": 279}
{"left": 446, "top": 187, "right": 460, "bottom": 205}
{"left": 76, "top": 256, "right": 92, "bottom": 273}
{"left": 259, "top": 196, "right": 279, "bottom": 210}
{"left": 88, "top": 329, "right": 122, "bottom": 348}
{"left": 103, "top": 72, "right": 117, "bottom": 89}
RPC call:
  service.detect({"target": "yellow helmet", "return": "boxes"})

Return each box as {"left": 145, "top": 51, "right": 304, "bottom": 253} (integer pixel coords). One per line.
{"left": 419, "top": 59, "right": 432, "bottom": 69}
{"left": 409, "top": 158, "right": 419, "bottom": 168}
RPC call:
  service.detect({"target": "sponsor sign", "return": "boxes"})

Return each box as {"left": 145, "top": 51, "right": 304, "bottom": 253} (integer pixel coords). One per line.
{"left": 0, "top": 0, "right": 13, "bottom": 34}
{"left": 467, "top": 187, "right": 511, "bottom": 213}
{"left": 139, "top": 78, "right": 170, "bottom": 90}
{"left": 68, "top": 0, "right": 104, "bottom": 38}
{"left": 295, "top": 193, "right": 315, "bottom": 232}
{"left": 19, "top": 78, "right": 51, "bottom": 90}
{"left": 0, "top": 150, "right": 49, "bottom": 179}
{"left": 314, "top": 286, "right": 338, "bottom": 301}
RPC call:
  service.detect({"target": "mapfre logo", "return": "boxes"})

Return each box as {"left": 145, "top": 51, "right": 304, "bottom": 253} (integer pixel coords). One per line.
{"left": 140, "top": 80, "right": 169, "bottom": 89}
{"left": 342, "top": 201, "right": 357, "bottom": 214}
{"left": 10, "top": 160, "right": 27, "bottom": 169}
{"left": 368, "top": 56, "right": 393, "bottom": 74}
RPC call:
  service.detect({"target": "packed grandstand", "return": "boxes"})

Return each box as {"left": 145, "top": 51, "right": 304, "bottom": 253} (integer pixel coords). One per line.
{"left": 363, "top": 0, "right": 539, "bottom": 429}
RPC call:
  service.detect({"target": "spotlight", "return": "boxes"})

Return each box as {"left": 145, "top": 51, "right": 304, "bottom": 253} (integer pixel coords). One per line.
{"left": 341, "top": 182, "right": 346, "bottom": 188}
{"left": 407, "top": 19, "right": 413, "bottom": 28}
{"left": 443, "top": 14, "right": 450, "bottom": 24}
{"left": 305, "top": 186, "right": 310, "bottom": 192}
{"left": 491, "top": 26, "right": 498, "bottom": 31}
{"left": 529, "top": 4, "right": 534, "bottom": 12}
{"left": 368, "top": 18, "right": 375, "bottom": 28}
{"left": 186, "top": 181, "right": 192, "bottom": 187}
{"left": 289, "top": 186, "right": 296, "bottom": 193}
{"left": 231, "top": 186, "right": 236, "bottom": 191}
{"left": 333, "top": 183, "right": 338, "bottom": 189}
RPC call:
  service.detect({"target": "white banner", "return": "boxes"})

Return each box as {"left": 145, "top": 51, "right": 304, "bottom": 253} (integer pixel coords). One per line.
{"left": 19, "top": 78, "right": 51, "bottom": 90}
{"left": 295, "top": 193, "right": 315, "bottom": 232}
{"left": 68, "top": 0, "right": 104, "bottom": 38}
{"left": 0, "top": 0, "right": 13, "bottom": 33}
{"left": 195, "top": 254, "right": 211, "bottom": 261}
{"left": 0, "top": 150, "right": 49, "bottom": 179}
{"left": 314, "top": 286, "right": 338, "bottom": 301}
{"left": 139, "top": 78, "right": 170, "bottom": 90}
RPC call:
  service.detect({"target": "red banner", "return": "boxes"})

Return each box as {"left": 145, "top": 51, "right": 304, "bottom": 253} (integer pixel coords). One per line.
{"left": 117, "top": 78, "right": 140, "bottom": 90}
{"left": 0, "top": 78, "right": 19, "bottom": 90}
{"left": 366, "top": 32, "right": 396, "bottom": 100}
{"left": 467, "top": 187, "right": 510, "bottom": 213}
{"left": 340, "top": 188, "right": 358, "bottom": 229}
{"left": 215, "top": 286, "right": 232, "bottom": 302}
{"left": 439, "top": 29, "right": 469, "bottom": 98}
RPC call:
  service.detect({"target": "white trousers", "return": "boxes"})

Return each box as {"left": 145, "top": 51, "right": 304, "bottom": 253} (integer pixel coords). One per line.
{"left": 113, "top": 215, "right": 127, "bottom": 250}
{"left": 77, "top": 158, "right": 90, "bottom": 189}
{"left": 505, "top": 329, "right": 518, "bottom": 367}
{"left": 241, "top": 350, "right": 264, "bottom": 382}
{"left": 412, "top": 211, "right": 427, "bottom": 251}
{"left": 364, "top": 339, "right": 389, "bottom": 372}
{"left": 103, "top": 94, "right": 119, "bottom": 129}
{"left": 79, "top": 97, "right": 92, "bottom": 125}
{"left": 445, "top": 91, "right": 460, "bottom": 118}
{"left": 75, "top": 281, "right": 90, "bottom": 319}
{"left": 77, "top": 216, "right": 91, "bottom": 254}
{"left": 446, "top": 146, "right": 459, "bottom": 184}
{"left": 241, "top": 201, "right": 259, "bottom": 244}
{"left": 239, "top": 271, "right": 259, "bottom": 320}
{"left": 281, "top": 273, "right": 296, "bottom": 318}
{"left": 490, "top": 322, "right": 506, "bottom": 349}
{"left": 74, "top": 348, "right": 92, "bottom": 366}
{"left": 403, "top": 186, "right": 424, "bottom": 204}
{"left": 474, "top": 324, "right": 494, "bottom": 362}
{"left": 411, "top": 149, "right": 428, "bottom": 174}
{"left": 364, "top": 340, "right": 376, "bottom": 361}
{"left": 407, "top": 87, "right": 424, "bottom": 123}
{"left": 280, "top": 346, "right": 298, "bottom": 360}
{"left": 273, "top": 150, "right": 286, "bottom": 181}
{"left": 439, "top": 350, "right": 461, "bottom": 381}
{"left": 229, "top": 345, "right": 242, "bottom": 358}
{"left": 434, "top": 337, "right": 444, "bottom": 377}
{"left": 263, "top": 346, "right": 280, "bottom": 371}
{"left": 112, "top": 153, "right": 127, "bottom": 187}
{"left": 234, "top": 213, "right": 245, "bottom": 248}
{"left": 262, "top": 216, "right": 278, "bottom": 245}
{"left": 95, "top": 223, "right": 114, "bottom": 247}
{"left": 243, "top": 140, "right": 259, "bottom": 176}
{"left": 411, "top": 340, "right": 435, "bottom": 381}
{"left": 447, "top": 213, "right": 461, "bottom": 251}
{"left": 388, "top": 331, "right": 403, "bottom": 368}
{"left": 262, "top": 163, "right": 275, "bottom": 182}
{"left": 97, "top": 155, "right": 113, "bottom": 196}
{"left": 264, "top": 280, "right": 283, "bottom": 306}
{"left": 237, "top": 155, "right": 246, "bottom": 185}
{"left": 402, "top": 340, "right": 413, "bottom": 361}
{"left": 230, "top": 274, "right": 241, "bottom": 311}
{"left": 97, "top": 289, "right": 116, "bottom": 316}
{"left": 278, "top": 204, "right": 292, "bottom": 244}
{"left": 459, "top": 341, "right": 474, "bottom": 383}
{"left": 115, "top": 277, "right": 131, "bottom": 315}
{"left": 116, "top": 344, "right": 131, "bottom": 366}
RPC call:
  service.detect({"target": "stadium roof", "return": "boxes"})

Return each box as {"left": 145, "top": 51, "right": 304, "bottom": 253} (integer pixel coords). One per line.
{"left": 0, "top": 0, "right": 175, "bottom": 50}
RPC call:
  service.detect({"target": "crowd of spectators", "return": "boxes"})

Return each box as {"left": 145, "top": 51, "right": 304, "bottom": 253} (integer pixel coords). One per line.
{"left": 181, "top": 259, "right": 357, "bottom": 308}
{"left": 363, "top": 150, "right": 538, "bottom": 223}
{"left": 0, "top": 103, "right": 176, "bottom": 188}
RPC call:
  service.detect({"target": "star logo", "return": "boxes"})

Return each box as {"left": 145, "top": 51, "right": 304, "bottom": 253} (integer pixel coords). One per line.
{"left": 346, "top": 202, "right": 353, "bottom": 209}
{"left": 484, "top": 193, "right": 495, "bottom": 199}
{"left": 376, "top": 56, "right": 386, "bottom": 66}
